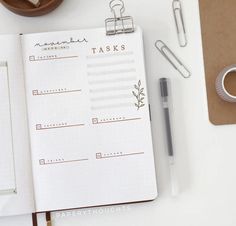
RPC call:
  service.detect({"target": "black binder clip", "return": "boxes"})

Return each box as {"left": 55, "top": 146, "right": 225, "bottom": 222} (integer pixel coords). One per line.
{"left": 105, "top": 0, "right": 134, "bottom": 35}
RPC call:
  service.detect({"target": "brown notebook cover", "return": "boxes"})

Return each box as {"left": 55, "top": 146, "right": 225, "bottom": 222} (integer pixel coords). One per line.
{"left": 199, "top": 0, "right": 236, "bottom": 125}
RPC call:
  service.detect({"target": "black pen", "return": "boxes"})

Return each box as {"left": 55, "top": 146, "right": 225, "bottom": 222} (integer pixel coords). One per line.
{"left": 160, "top": 78, "right": 178, "bottom": 196}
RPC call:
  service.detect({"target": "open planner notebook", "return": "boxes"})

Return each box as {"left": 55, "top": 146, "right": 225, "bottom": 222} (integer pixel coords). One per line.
{"left": 0, "top": 27, "right": 157, "bottom": 217}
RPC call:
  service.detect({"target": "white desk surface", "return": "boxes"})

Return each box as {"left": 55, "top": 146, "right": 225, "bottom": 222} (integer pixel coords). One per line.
{"left": 1, "top": 0, "right": 236, "bottom": 226}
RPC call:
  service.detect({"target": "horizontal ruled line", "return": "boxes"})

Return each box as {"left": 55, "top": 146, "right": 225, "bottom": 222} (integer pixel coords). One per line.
{"left": 93, "top": 117, "right": 141, "bottom": 125}
{"left": 96, "top": 152, "right": 144, "bottom": 159}
{"left": 90, "top": 85, "right": 133, "bottom": 93}
{"left": 91, "top": 103, "right": 133, "bottom": 110}
{"left": 86, "top": 51, "right": 134, "bottom": 59}
{"left": 40, "top": 159, "right": 89, "bottom": 166}
{"left": 88, "top": 68, "right": 136, "bottom": 76}
{"left": 91, "top": 94, "right": 133, "bottom": 102}
{"left": 87, "top": 60, "right": 135, "bottom": 68}
{"left": 36, "top": 123, "right": 85, "bottom": 131}
{"left": 29, "top": 56, "right": 78, "bottom": 62}
{"left": 33, "top": 89, "right": 82, "bottom": 96}
{"left": 88, "top": 76, "right": 137, "bottom": 85}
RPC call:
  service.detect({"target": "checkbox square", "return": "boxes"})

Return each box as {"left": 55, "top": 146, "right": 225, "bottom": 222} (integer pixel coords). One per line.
{"left": 92, "top": 118, "right": 99, "bottom": 124}
{"left": 36, "top": 124, "right": 42, "bottom": 130}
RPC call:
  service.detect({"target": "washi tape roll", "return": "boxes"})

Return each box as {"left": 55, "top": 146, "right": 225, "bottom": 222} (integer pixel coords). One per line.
{"left": 216, "top": 65, "right": 236, "bottom": 103}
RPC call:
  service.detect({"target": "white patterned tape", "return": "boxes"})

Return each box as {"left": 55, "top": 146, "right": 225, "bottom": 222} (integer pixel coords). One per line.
{"left": 215, "top": 65, "right": 236, "bottom": 103}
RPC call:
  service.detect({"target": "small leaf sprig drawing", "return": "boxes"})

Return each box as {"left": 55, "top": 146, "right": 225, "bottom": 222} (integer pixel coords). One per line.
{"left": 132, "top": 80, "right": 145, "bottom": 110}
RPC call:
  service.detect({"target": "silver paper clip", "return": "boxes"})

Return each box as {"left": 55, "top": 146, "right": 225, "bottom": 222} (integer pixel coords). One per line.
{"left": 155, "top": 40, "right": 191, "bottom": 78}
{"left": 173, "top": 0, "right": 187, "bottom": 47}
{"left": 105, "top": 0, "right": 134, "bottom": 35}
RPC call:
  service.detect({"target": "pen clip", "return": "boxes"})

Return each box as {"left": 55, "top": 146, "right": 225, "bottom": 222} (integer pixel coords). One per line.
{"left": 173, "top": 0, "right": 187, "bottom": 47}
{"left": 155, "top": 40, "right": 191, "bottom": 78}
